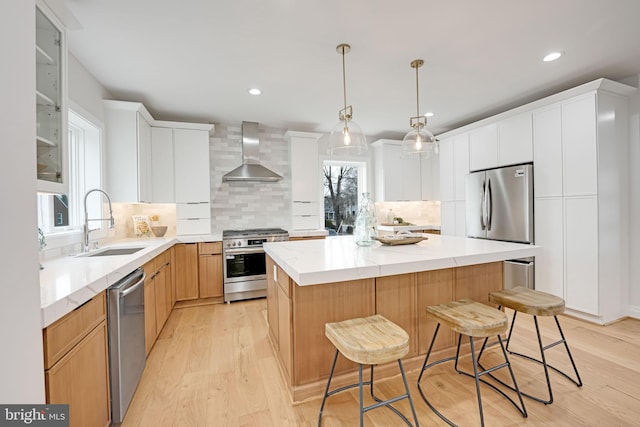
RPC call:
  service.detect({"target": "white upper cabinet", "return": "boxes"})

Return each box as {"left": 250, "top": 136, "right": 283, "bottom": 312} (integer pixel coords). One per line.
{"left": 497, "top": 112, "right": 533, "bottom": 166}
{"left": 174, "top": 128, "right": 211, "bottom": 203}
{"left": 104, "top": 101, "right": 154, "bottom": 203}
{"left": 562, "top": 93, "right": 598, "bottom": 197}
{"left": 150, "top": 127, "right": 175, "bottom": 203}
{"left": 533, "top": 104, "right": 563, "bottom": 198}
{"left": 287, "top": 131, "right": 322, "bottom": 230}
{"left": 36, "top": 3, "right": 68, "bottom": 194}
{"left": 289, "top": 132, "right": 320, "bottom": 202}
{"left": 469, "top": 124, "right": 498, "bottom": 171}
{"left": 105, "top": 100, "right": 213, "bottom": 209}
{"left": 468, "top": 113, "right": 532, "bottom": 172}
{"left": 373, "top": 140, "right": 421, "bottom": 202}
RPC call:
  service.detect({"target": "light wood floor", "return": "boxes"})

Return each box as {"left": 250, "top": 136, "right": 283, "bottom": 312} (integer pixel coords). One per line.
{"left": 122, "top": 298, "right": 640, "bottom": 426}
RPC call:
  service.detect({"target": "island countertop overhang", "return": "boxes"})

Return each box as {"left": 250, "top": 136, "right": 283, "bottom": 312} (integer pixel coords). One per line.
{"left": 264, "top": 235, "right": 542, "bottom": 286}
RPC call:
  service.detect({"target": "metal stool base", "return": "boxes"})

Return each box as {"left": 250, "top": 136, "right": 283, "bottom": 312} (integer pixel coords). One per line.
{"left": 417, "top": 323, "right": 527, "bottom": 427}
{"left": 318, "top": 349, "right": 419, "bottom": 427}
{"left": 479, "top": 309, "right": 583, "bottom": 404}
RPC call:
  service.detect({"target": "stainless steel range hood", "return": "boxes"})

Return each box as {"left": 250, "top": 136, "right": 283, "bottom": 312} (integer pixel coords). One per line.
{"left": 222, "top": 121, "right": 283, "bottom": 182}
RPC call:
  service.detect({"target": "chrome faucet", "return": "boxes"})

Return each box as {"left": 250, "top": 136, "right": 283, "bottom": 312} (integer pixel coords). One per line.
{"left": 83, "top": 189, "right": 115, "bottom": 252}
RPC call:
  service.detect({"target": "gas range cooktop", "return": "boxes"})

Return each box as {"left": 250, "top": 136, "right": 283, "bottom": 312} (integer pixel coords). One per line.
{"left": 222, "top": 228, "right": 288, "bottom": 238}
{"left": 222, "top": 228, "right": 289, "bottom": 250}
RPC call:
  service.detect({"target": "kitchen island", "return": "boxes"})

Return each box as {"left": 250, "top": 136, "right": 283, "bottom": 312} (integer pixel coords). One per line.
{"left": 263, "top": 234, "right": 541, "bottom": 402}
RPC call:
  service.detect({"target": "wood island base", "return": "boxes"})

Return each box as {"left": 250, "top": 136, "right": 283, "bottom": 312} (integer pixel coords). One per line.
{"left": 266, "top": 256, "right": 503, "bottom": 403}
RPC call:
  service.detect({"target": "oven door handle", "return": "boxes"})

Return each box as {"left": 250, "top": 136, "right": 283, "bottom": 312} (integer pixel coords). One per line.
{"left": 224, "top": 247, "right": 265, "bottom": 256}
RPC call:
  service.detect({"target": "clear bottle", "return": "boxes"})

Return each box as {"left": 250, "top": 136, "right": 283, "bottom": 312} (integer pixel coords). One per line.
{"left": 354, "top": 192, "right": 378, "bottom": 246}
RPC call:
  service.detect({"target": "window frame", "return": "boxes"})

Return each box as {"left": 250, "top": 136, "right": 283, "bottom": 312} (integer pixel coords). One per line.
{"left": 37, "top": 103, "right": 105, "bottom": 243}
{"left": 322, "top": 159, "right": 368, "bottom": 234}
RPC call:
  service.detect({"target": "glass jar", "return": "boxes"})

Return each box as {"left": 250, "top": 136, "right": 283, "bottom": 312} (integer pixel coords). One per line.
{"left": 353, "top": 192, "right": 378, "bottom": 246}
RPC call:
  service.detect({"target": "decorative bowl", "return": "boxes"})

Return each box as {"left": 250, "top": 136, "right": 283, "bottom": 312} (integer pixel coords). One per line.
{"left": 151, "top": 226, "right": 168, "bottom": 237}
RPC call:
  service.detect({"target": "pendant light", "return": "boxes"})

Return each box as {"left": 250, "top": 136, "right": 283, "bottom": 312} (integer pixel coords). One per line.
{"left": 327, "top": 44, "right": 367, "bottom": 156}
{"left": 401, "top": 59, "right": 438, "bottom": 158}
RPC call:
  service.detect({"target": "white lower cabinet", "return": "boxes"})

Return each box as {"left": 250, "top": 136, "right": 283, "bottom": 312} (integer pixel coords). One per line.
{"left": 440, "top": 201, "right": 456, "bottom": 236}
{"left": 534, "top": 198, "right": 564, "bottom": 298}
{"left": 454, "top": 201, "right": 466, "bottom": 237}
{"left": 440, "top": 201, "right": 465, "bottom": 237}
{"left": 564, "top": 197, "right": 598, "bottom": 315}
{"left": 438, "top": 138, "right": 454, "bottom": 202}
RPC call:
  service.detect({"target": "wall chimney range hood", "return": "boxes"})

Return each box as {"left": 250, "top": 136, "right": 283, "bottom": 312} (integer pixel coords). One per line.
{"left": 222, "top": 121, "right": 283, "bottom": 182}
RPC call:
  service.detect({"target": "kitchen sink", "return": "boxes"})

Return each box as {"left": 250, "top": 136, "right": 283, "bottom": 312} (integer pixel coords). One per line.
{"left": 78, "top": 247, "right": 145, "bottom": 257}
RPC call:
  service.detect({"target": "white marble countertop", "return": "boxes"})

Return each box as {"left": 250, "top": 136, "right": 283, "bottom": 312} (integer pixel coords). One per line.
{"left": 264, "top": 234, "right": 541, "bottom": 286}
{"left": 40, "top": 233, "right": 221, "bottom": 328}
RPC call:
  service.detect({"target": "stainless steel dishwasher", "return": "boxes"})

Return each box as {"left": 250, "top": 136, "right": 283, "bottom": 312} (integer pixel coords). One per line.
{"left": 107, "top": 267, "right": 146, "bottom": 425}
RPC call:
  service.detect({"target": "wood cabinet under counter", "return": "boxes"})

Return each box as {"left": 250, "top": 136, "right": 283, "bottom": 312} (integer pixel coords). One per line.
{"left": 174, "top": 242, "right": 224, "bottom": 306}
{"left": 43, "top": 292, "right": 110, "bottom": 427}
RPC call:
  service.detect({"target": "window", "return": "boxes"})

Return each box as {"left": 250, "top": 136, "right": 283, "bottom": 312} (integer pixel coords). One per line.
{"left": 323, "top": 160, "right": 366, "bottom": 235}
{"left": 37, "top": 109, "right": 103, "bottom": 234}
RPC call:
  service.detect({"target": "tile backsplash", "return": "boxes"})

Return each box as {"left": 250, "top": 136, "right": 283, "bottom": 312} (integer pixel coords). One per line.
{"left": 209, "top": 123, "right": 290, "bottom": 234}
{"left": 375, "top": 201, "right": 441, "bottom": 225}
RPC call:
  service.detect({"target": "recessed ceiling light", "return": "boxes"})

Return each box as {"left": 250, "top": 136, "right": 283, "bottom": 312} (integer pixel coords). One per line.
{"left": 543, "top": 52, "right": 562, "bottom": 62}
{"left": 424, "top": 112, "right": 434, "bottom": 118}
{"left": 248, "top": 88, "right": 261, "bottom": 95}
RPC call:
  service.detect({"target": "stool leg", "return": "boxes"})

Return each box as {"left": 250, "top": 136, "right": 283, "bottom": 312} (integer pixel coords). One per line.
{"left": 417, "top": 323, "right": 459, "bottom": 427}
{"left": 318, "top": 349, "right": 340, "bottom": 427}
{"left": 359, "top": 364, "right": 364, "bottom": 427}
{"left": 496, "top": 312, "right": 583, "bottom": 405}
{"left": 398, "top": 359, "right": 420, "bottom": 427}
{"left": 469, "top": 335, "right": 487, "bottom": 427}
{"left": 366, "top": 361, "right": 419, "bottom": 427}
{"left": 554, "top": 315, "right": 583, "bottom": 386}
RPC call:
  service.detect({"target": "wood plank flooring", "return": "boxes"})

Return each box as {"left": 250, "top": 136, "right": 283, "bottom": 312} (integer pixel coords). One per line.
{"left": 122, "top": 299, "right": 640, "bottom": 426}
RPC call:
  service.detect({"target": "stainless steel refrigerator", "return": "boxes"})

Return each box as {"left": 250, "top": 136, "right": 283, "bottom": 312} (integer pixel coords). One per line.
{"left": 465, "top": 163, "right": 534, "bottom": 288}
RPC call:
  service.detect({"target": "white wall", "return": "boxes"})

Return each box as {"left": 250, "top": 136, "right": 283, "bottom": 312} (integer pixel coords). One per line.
{"left": 627, "top": 76, "right": 640, "bottom": 317}
{"left": 68, "top": 52, "right": 112, "bottom": 123}
{"left": 0, "top": 0, "right": 46, "bottom": 402}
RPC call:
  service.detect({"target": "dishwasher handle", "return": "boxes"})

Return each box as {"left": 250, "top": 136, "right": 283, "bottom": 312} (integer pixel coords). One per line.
{"left": 117, "top": 268, "right": 146, "bottom": 298}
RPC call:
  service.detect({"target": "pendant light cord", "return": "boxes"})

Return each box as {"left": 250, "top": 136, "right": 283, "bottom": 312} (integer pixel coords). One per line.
{"left": 415, "top": 63, "right": 420, "bottom": 119}
{"left": 341, "top": 46, "right": 348, "bottom": 124}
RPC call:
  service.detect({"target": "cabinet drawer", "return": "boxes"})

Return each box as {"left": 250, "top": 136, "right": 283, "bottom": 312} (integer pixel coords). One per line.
{"left": 292, "top": 201, "right": 318, "bottom": 215}
{"left": 292, "top": 215, "right": 320, "bottom": 230}
{"left": 176, "top": 202, "right": 210, "bottom": 219}
{"left": 199, "top": 241, "right": 222, "bottom": 255}
{"left": 43, "top": 292, "right": 106, "bottom": 369}
{"left": 177, "top": 218, "right": 211, "bottom": 235}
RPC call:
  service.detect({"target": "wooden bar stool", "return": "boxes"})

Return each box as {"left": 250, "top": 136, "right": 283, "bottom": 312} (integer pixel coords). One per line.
{"left": 417, "top": 299, "right": 527, "bottom": 427}
{"left": 479, "top": 287, "right": 583, "bottom": 404}
{"left": 318, "top": 314, "right": 419, "bottom": 427}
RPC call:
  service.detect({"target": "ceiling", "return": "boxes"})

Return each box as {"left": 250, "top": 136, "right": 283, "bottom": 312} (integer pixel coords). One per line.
{"left": 61, "top": 0, "right": 640, "bottom": 140}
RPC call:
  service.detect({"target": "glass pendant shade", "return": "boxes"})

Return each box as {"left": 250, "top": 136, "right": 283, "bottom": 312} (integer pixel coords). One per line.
{"left": 327, "top": 43, "right": 367, "bottom": 156}
{"left": 402, "top": 59, "right": 438, "bottom": 158}
{"left": 401, "top": 126, "right": 438, "bottom": 158}
{"left": 328, "top": 119, "right": 367, "bottom": 156}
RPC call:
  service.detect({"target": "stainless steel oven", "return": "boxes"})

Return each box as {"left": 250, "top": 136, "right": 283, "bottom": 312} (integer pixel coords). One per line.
{"left": 223, "top": 228, "right": 288, "bottom": 302}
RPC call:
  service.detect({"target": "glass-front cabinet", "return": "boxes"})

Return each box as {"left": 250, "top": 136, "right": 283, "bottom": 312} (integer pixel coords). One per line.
{"left": 36, "top": 3, "right": 68, "bottom": 194}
